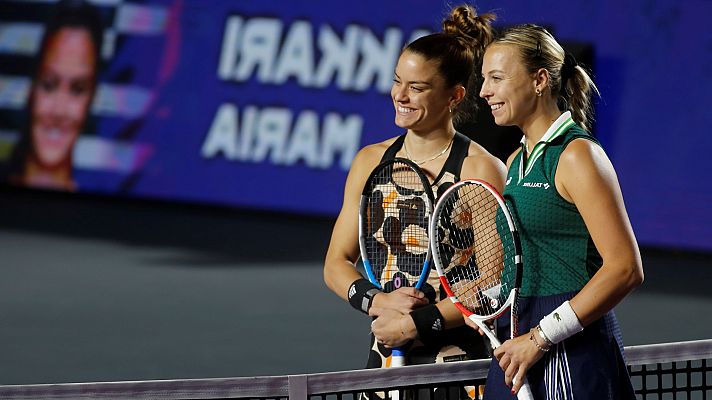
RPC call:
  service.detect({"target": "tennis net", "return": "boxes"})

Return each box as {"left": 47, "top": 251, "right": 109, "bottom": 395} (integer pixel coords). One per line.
{"left": 0, "top": 339, "right": 709, "bottom": 399}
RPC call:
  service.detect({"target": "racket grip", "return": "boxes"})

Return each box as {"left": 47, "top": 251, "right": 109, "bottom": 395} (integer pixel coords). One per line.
{"left": 389, "top": 349, "right": 405, "bottom": 400}
{"left": 516, "top": 378, "right": 535, "bottom": 400}
{"left": 390, "top": 348, "right": 406, "bottom": 367}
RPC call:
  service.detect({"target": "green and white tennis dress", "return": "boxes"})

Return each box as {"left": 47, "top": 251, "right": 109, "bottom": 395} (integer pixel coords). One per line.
{"left": 484, "top": 112, "right": 636, "bottom": 400}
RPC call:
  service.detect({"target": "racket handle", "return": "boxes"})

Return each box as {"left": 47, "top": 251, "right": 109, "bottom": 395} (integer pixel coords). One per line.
{"left": 516, "top": 378, "right": 535, "bottom": 400}
{"left": 471, "top": 317, "right": 534, "bottom": 399}
{"left": 390, "top": 348, "right": 406, "bottom": 367}
{"left": 389, "top": 349, "right": 406, "bottom": 400}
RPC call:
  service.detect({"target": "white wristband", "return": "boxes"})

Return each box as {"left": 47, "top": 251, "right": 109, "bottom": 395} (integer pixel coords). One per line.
{"left": 539, "top": 301, "right": 583, "bottom": 344}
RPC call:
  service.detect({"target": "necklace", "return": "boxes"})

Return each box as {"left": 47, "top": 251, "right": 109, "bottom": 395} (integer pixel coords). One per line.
{"left": 403, "top": 135, "right": 454, "bottom": 166}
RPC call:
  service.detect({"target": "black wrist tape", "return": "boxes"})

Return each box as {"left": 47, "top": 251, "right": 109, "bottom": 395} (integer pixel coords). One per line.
{"left": 410, "top": 304, "right": 444, "bottom": 346}
{"left": 347, "top": 278, "right": 380, "bottom": 314}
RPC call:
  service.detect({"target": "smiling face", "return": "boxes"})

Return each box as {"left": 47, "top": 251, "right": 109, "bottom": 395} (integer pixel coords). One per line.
{"left": 390, "top": 50, "right": 455, "bottom": 134}
{"left": 479, "top": 44, "right": 538, "bottom": 128}
{"left": 30, "top": 27, "right": 97, "bottom": 169}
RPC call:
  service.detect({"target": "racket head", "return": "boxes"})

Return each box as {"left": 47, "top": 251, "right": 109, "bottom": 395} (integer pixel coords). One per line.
{"left": 430, "top": 179, "right": 523, "bottom": 322}
{"left": 358, "top": 157, "right": 434, "bottom": 292}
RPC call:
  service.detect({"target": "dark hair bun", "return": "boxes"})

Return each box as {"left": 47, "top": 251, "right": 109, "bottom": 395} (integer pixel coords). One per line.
{"left": 442, "top": 5, "right": 496, "bottom": 53}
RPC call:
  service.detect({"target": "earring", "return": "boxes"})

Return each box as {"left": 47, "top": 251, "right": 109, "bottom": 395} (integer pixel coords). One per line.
{"left": 448, "top": 106, "right": 453, "bottom": 113}
{"left": 536, "top": 89, "right": 542, "bottom": 97}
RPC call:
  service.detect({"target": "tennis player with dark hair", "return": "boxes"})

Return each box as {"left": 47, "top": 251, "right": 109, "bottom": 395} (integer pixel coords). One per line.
{"left": 323, "top": 4, "right": 505, "bottom": 384}
{"left": 472, "top": 24, "right": 644, "bottom": 398}
{"left": 6, "top": 0, "right": 103, "bottom": 191}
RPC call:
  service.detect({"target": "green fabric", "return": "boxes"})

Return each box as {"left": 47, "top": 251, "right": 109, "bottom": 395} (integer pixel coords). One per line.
{"left": 505, "top": 124, "right": 602, "bottom": 297}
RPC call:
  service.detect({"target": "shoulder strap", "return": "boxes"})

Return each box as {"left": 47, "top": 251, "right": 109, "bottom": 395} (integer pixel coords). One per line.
{"left": 555, "top": 124, "right": 600, "bottom": 147}
{"left": 380, "top": 134, "right": 406, "bottom": 162}
{"left": 440, "top": 132, "right": 471, "bottom": 181}
{"left": 544, "top": 125, "right": 601, "bottom": 183}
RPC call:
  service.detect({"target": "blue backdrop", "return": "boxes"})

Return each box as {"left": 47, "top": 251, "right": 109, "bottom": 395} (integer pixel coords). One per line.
{"left": 0, "top": 0, "right": 710, "bottom": 252}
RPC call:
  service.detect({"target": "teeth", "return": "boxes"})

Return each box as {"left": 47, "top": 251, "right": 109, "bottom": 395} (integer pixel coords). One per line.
{"left": 490, "top": 104, "right": 502, "bottom": 110}
{"left": 398, "top": 106, "right": 414, "bottom": 113}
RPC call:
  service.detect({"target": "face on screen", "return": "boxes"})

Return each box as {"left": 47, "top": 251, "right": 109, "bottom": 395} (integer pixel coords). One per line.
{"left": 390, "top": 50, "right": 452, "bottom": 133}
{"left": 30, "top": 27, "right": 97, "bottom": 169}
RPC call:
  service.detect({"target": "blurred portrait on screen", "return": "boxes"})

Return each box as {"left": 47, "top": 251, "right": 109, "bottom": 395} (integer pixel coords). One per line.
{"left": 6, "top": 0, "right": 103, "bottom": 191}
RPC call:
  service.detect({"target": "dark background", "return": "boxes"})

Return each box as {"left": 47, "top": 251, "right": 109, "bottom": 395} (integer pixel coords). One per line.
{"left": 0, "top": 0, "right": 711, "bottom": 386}
{"left": 1, "top": 0, "right": 711, "bottom": 250}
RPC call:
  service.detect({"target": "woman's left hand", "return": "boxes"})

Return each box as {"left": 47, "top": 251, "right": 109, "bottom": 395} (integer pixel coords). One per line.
{"left": 369, "top": 306, "right": 417, "bottom": 347}
{"left": 493, "top": 332, "right": 546, "bottom": 394}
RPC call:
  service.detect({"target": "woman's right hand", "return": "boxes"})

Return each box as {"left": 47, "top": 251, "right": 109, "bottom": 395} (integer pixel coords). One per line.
{"left": 370, "top": 287, "right": 428, "bottom": 314}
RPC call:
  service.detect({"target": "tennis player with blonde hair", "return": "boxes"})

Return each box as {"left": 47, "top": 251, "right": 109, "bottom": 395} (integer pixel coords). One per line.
{"left": 472, "top": 23, "right": 644, "bottom": 399}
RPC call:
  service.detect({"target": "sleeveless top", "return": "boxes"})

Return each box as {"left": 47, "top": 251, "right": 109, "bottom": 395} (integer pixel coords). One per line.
{"left": 366, "top": 132, "right": 490, "bottom": 369}
{"left": 486, "top": 113, "right": 636, "bottom": 399}
{"left": 503, "top": 112, "right": 603, "bottom": 297}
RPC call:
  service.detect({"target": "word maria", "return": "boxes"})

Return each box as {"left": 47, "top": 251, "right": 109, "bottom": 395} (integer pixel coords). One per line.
{"left": 218, "top": 15, "right": 429, "bottom": 93}
{"left": 202, "top": 104, "right": 362, "bottom": 170}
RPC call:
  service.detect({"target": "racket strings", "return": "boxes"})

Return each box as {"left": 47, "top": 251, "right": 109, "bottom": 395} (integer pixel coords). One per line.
{"left": 436, "top": 183, "right": 517, "bottom": 317}
{"left": 364, "top": 161, "right": 431, "bottom": 291}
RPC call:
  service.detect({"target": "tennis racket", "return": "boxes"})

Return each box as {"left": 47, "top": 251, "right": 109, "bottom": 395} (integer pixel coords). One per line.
{"left": 358, "top": 157, "right": 434, "bottom": 368}
{"left": 429, "top": 179, "right": 534, "bottom": 400}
